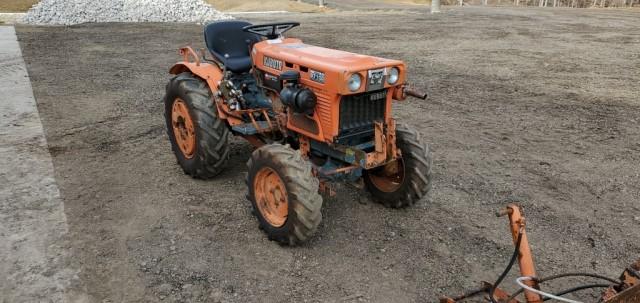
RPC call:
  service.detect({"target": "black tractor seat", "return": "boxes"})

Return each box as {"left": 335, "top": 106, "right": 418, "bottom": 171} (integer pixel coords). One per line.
{"left": 204, "top": 21, "right": 261, "bottom": 73}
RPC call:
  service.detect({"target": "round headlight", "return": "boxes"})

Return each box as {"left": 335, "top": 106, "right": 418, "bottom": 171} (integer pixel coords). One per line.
{"left": 348, "top": 73, "right": 362, "bottom": 92}
{"left": 387, "top": 67, "right": 399, "bottom": 85}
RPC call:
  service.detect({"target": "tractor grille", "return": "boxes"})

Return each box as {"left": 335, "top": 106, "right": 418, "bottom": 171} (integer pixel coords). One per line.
{"left": 337, "top": 89, "right": 387, "bottom": 144}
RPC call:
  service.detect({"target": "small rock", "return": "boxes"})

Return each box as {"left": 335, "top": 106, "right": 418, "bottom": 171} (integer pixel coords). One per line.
{"left": 157, "top": 283, "right": 172, "bottom": 296}
{"left": 209, "top": 289, "right": 223, "bottom": 302}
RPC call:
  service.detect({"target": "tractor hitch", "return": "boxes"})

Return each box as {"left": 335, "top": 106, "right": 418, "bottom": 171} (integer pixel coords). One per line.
{"left": 441, "top": 201, "right": 639, "bottom": 303}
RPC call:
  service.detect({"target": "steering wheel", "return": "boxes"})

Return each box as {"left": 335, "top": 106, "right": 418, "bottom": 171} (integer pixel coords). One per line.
{"left": 243, "top": 22, "right": 300, "bottom": 40}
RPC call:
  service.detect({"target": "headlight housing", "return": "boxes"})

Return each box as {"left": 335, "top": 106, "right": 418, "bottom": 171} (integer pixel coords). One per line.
{"left": 387, "top": 67, "right": 399, "bottom": 85}
{"left": 348, "top": 73, "right": 362, "bottom": 92}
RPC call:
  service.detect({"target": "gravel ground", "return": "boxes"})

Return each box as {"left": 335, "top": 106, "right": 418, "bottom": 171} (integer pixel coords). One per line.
{"left": 20, "top": 0, "right": 232, "bottom": 25}
{"left": 15, "top": 6, "right": 640, "bottom": 302}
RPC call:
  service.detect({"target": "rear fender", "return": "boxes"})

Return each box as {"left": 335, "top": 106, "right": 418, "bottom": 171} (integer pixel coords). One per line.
{"left": 169, "top": 61, "right": 223, "bottom": 88}
{"left": 169, "top": 60, "right": 229, "bottom": 121}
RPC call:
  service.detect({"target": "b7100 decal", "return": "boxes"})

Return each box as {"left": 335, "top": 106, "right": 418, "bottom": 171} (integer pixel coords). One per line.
{"left": 310, "top": 70, "right": 325, "bottom": 84}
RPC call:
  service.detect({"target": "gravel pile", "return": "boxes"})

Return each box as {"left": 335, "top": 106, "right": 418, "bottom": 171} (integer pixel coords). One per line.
{"left": 21, "top": 0, "right": 233, "bottom": 25}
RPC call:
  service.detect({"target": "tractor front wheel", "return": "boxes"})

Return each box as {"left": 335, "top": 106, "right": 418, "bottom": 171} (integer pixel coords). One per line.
{"left": 246, "top": 144, "right": 323, "bottom": 245}
{"left": 164, "top": 72, "right": 230, "bottom": 179}
{"left": 363, "top": 123, "right": 433, "bottom": 208}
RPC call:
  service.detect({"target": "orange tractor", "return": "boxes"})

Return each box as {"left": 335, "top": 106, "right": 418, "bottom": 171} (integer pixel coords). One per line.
{"left": 163, "top": 21, "right": 432, "bottom": 245}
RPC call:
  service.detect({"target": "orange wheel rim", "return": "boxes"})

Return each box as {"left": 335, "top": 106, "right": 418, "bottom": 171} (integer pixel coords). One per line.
{"left": 254, "top": 167, "right": 288, "bottom": 227}
{"left": 369, "top": 159, "right": 405, "bottom": 193}
{"left": 171, "top": 98, "right": 196, "bottom": 159}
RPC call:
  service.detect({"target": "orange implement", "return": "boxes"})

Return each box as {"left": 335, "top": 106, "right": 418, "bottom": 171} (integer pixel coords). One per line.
{"left": 603, "top": 259, "right": 640, "bottom": 303}
{"left": 497, "top": 204, "right": 543, "bottom": 303}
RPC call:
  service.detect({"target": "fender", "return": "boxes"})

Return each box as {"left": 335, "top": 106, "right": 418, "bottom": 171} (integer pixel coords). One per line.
{"left": 168, "top": 47, "right": 235, "bottom": 123}
{"left": 169, "top": 60, "right": 231, "bottom": 121}
{"left": 169, "top": 46, "right": 224, "bottom": 88}
{"left": 169, "top": 61, "right": 223, "bottom": 89}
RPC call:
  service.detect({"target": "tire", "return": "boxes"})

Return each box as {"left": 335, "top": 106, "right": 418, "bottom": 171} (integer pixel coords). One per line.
{"left": 164, "top": 72, "right": 230, "bottom": 179}
{"left": 246, "top": 144, "right": 323, "bottom": 245}
{"left": 363, "top": 123, "right": 433, "bottom": 208}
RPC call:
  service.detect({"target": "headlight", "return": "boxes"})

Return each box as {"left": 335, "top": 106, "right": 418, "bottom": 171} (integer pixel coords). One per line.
{"left": 387, "top": 67, "right": 399, "bottom": 85}
{"left": 348, "top": 73, "right": 362, "bottom": 92}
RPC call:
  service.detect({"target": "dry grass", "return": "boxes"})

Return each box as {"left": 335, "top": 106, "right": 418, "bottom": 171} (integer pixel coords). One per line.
{"left": 383, "top": 0, "right": 430, "bottom": 4}
{"left": 206, "top": 0, "right": 326, "bottom": 12}
{"left": 0, "top": 0, "right": 39, "bottom": 12}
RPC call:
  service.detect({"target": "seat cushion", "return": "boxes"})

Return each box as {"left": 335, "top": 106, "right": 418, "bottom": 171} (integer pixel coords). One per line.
{"left": 223, "top": 56, "right": 254, "bottom": 74}
{"left": 204, "top": 21, "right": 261, "bottom": 73}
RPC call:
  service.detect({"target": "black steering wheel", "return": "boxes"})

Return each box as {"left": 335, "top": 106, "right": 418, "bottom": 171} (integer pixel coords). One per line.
{"left": 242, "top": 22, "right": 300, "bottom": 40}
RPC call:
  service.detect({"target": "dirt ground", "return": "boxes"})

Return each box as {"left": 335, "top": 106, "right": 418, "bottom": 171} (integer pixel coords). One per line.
{"left": 15, "top": 6, "right": 640, "bottom": 303}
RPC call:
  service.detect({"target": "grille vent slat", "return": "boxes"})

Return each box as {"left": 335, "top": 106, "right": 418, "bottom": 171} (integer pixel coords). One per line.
{"left": 338, "top": 89, "right": 387, "bottom": 135}
{"left": 315, "top": 92, "right": 332, "bottom": 133}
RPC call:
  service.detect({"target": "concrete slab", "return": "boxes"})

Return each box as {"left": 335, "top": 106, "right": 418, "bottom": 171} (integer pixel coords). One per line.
{"left": 0, "top": 26, "right": 76, "bottom": 302}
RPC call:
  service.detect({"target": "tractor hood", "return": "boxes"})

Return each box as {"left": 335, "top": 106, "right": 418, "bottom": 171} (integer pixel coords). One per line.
{"left": 252, "top": 38, "right": 406, "bottom": 95}
{"left": 253, "top": 38, "right": 403, "bottom": 73}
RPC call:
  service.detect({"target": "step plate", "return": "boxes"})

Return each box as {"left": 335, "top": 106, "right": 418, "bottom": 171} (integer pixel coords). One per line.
{"left": 231, "top": 121, "right": 271, "bottom": 135}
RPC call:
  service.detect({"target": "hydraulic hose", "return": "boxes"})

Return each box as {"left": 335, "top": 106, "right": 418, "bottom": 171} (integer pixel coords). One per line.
{"left": 488, "top": 228, "right": 524, "bottom": 303}
{"left": 505, "top": 272, "right": 619, "bottom": 302}
{"left": 544, "top": 284, "right": 611, "bottom": 301}
{"left": 539, "top": 273, "right": 619, "bottom": 285}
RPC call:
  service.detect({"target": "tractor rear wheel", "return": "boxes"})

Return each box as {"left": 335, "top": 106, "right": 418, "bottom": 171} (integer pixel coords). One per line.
{"left": 164, "top": 72, "right": 230, "bottom": 179}
{"left": 246, "top": 144, "right": 323, "bottom": 245}
{"left": 363, "top": 123, "right": 432, "bottom": 208}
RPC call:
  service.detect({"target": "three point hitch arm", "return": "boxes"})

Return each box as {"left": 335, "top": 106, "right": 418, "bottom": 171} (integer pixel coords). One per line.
{"left": 441, "top": 202, "right": 639, "bottom": 303}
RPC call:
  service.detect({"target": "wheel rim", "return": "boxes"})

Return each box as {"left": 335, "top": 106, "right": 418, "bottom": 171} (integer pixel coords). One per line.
{"left": 368, "top": 158, "right": 405, "bottom": 193}
{"left": 171, "top": 98, "right": 195, "bottom": 159}
{"left": 254, "top": 167, "right": 288, "bottom": 227}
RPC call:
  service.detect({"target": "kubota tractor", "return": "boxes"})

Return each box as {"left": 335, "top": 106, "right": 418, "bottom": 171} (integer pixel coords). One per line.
{"left": 164, "top": 21, "right": 432, "bottom": 245}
